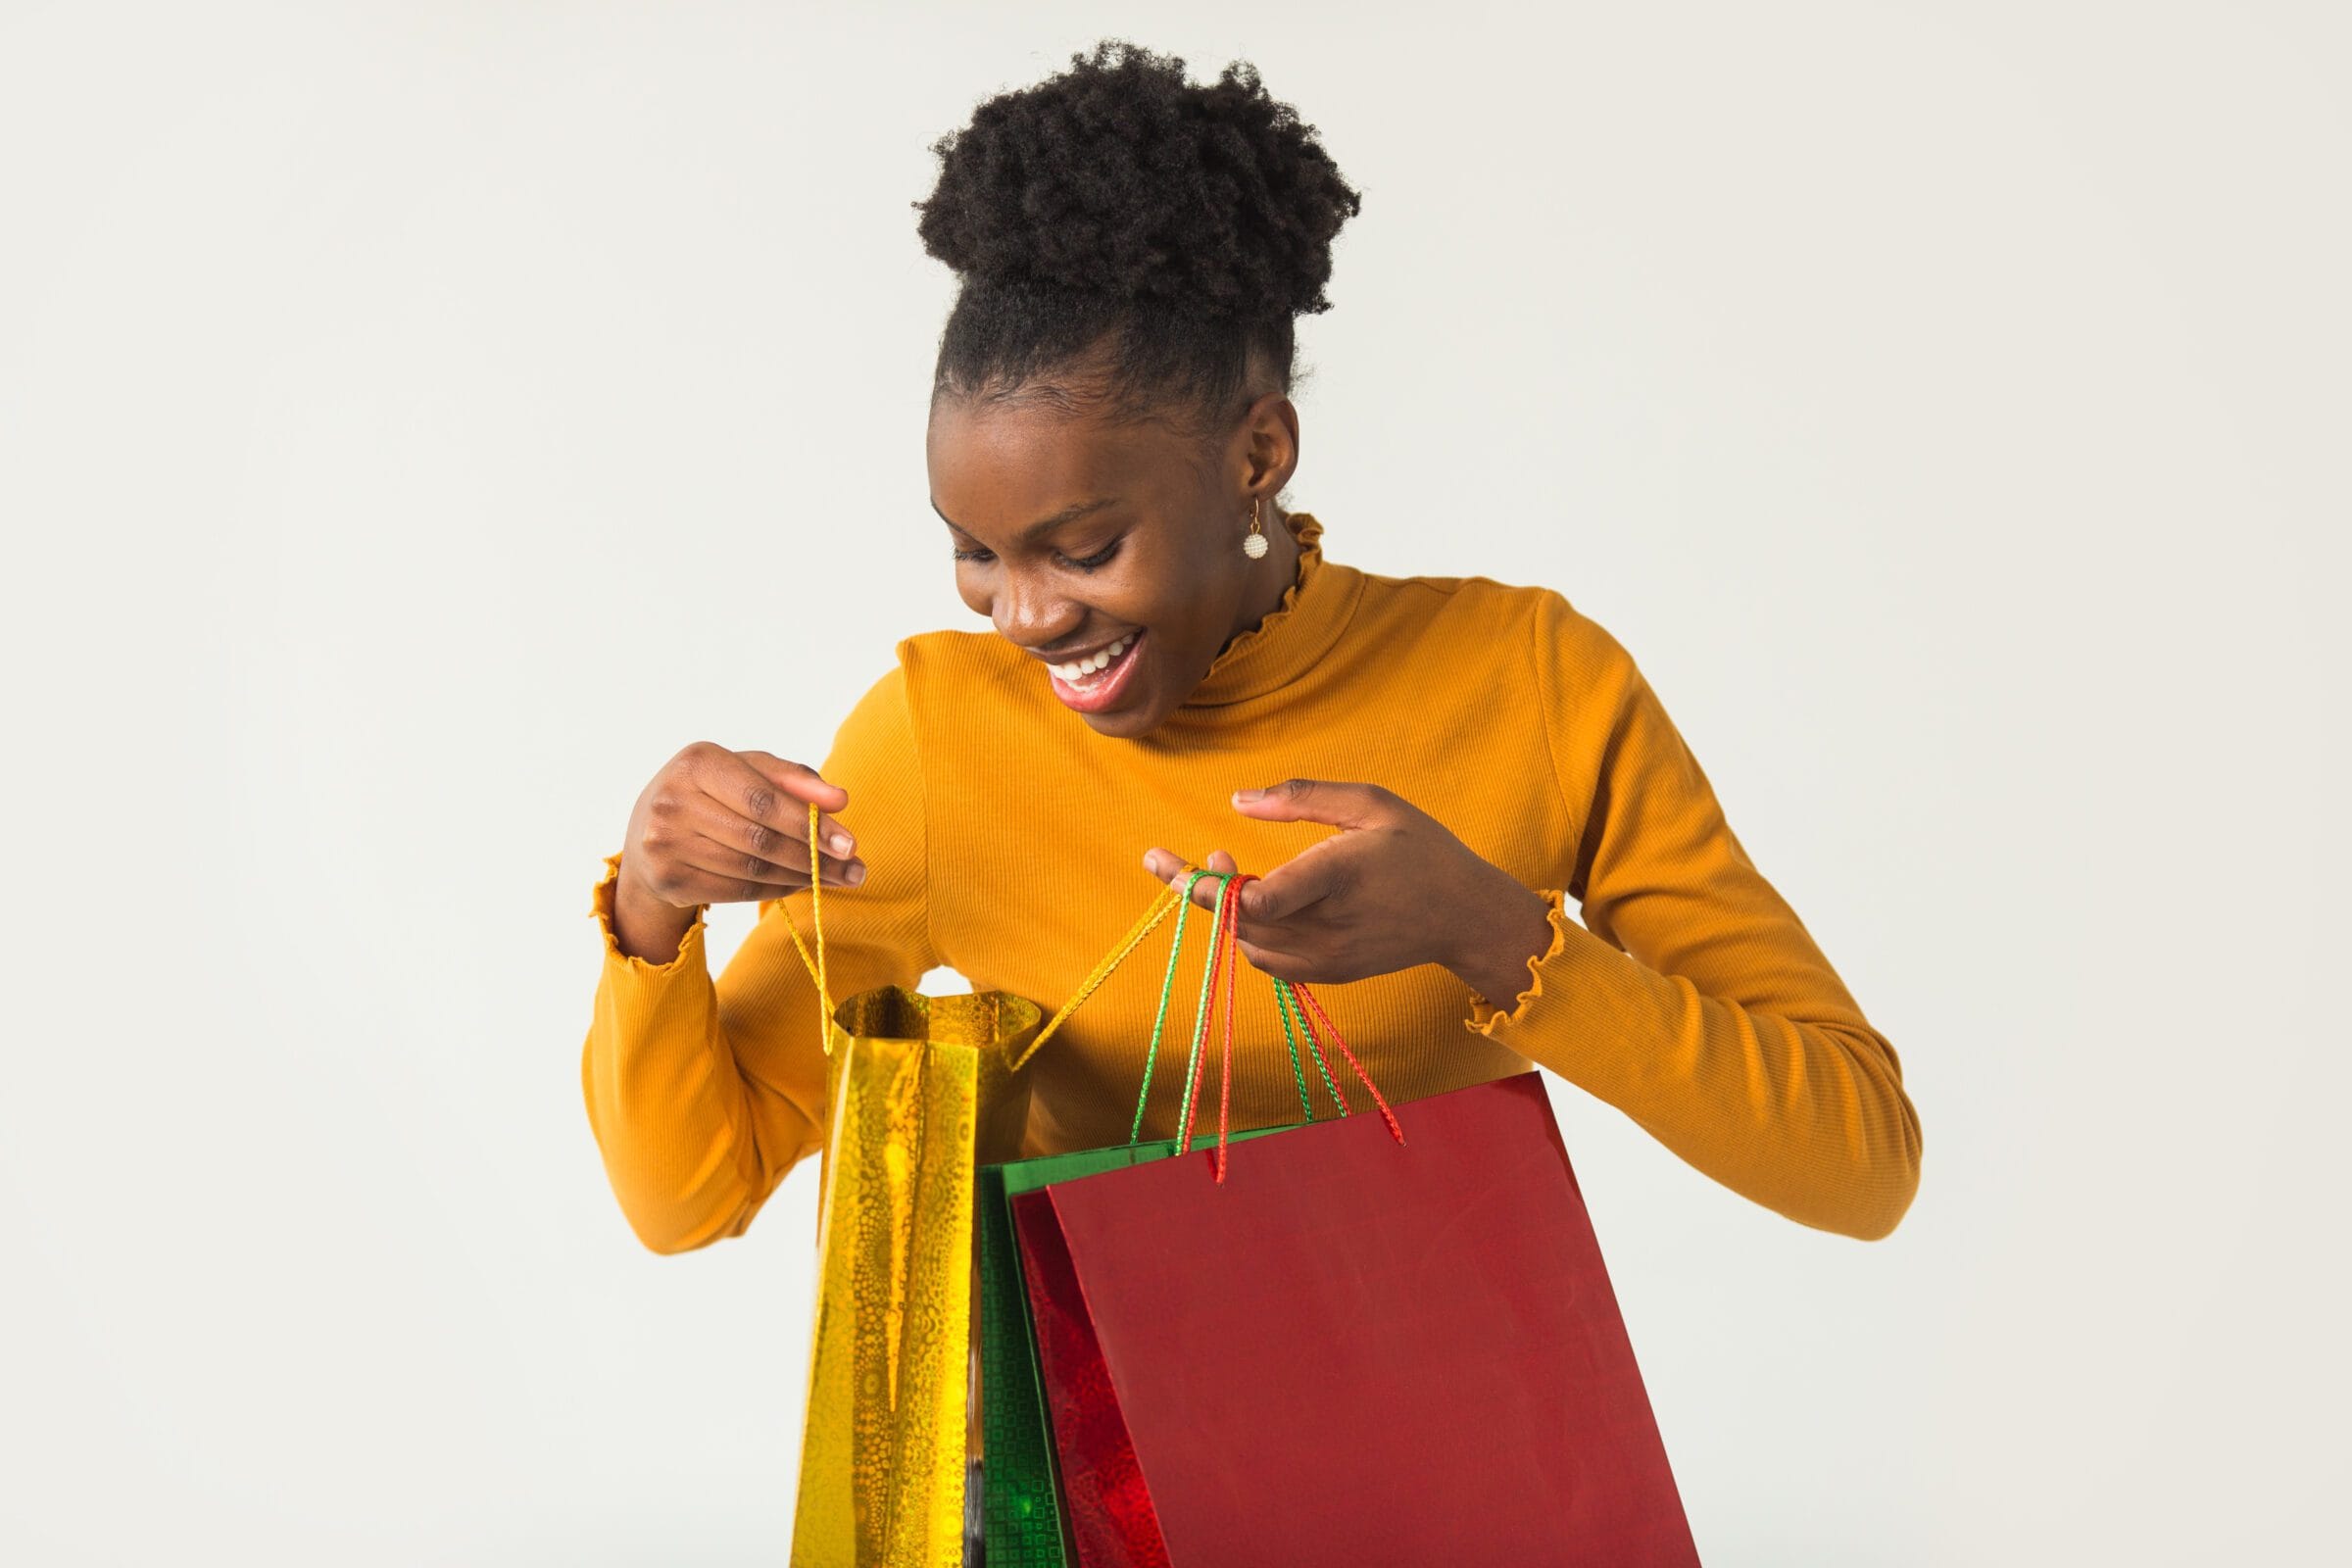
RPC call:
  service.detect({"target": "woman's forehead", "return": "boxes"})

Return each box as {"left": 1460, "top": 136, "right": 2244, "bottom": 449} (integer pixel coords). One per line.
{"left": 926, "top": 399, "right": 1196, "bottom": 527}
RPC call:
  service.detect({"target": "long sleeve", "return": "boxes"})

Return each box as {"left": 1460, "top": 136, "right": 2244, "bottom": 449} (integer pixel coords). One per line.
{"left": 580, "top": 660, "right": 941, "bottom": 1254}
{"left": 1460, "top": 591, "right": 1923, "bottom": 1241}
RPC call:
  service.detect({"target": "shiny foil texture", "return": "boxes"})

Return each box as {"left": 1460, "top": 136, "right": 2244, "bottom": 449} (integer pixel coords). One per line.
{"left": 790, "top": 986, "right": 1040, "bottom": 1567}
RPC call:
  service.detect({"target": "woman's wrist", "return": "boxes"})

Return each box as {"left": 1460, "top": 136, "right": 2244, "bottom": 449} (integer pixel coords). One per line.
{"left": 1444, "top": 874, "right": 1559, "bottom": 1004}
{"left": 611, "top": 857, "right": 704, "bottom": 965}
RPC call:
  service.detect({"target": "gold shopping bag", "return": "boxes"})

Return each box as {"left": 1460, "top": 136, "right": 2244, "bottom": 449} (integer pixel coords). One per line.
{"left": 776, "top": 801, "right": 1039, "bottom": 1566}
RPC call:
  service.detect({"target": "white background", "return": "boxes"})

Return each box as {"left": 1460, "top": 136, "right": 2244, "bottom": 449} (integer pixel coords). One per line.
{"left": 3, "top": 3, "right": 2344, "bottom": 1562}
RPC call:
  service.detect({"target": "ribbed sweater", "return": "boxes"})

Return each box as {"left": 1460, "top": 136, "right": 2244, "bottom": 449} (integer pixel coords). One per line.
{"left": 582, "top": 510, "right": 1922, "bottom": 1249}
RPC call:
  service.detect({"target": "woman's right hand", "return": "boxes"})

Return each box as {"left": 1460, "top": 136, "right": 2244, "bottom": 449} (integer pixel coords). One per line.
{"left": 612, "top": 745, "right": 866, "bottom": 956}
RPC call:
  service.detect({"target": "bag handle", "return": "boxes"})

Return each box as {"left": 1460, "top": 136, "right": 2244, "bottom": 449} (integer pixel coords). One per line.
{"left": 1119, "top": 869, "right": 1280, "bottom": 1144}
{"left": 1007, "top": 863, "right": 1299, "bottom": 1137}
{"left": 1168, "top": 870, "right": 1403, "bottom": 1183}
{"left": 1010, "top": 880, "right": 1188, "bottom": 1074}
{"left": 772, "top": 818, "right": 1409, "bottom": 1161}
{"left": 773, "top": 799, "right": 840, "bottom": 1054}
{"left": 1144, "top": 868, "right": 1337, "bottom": 1150}
{"left": 772, "top": 792, "right": 1190, "bottom": 1067}
{"left": 1012, "top": 854, "right": 1404, "bottom": 1181}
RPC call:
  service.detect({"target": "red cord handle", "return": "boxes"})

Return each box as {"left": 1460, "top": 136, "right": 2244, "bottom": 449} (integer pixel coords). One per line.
{"left": 1174, "top": 871, "right": 1405, "bottom": 1184}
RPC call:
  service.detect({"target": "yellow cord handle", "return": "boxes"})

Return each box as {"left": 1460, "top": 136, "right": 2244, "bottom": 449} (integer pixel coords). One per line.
{"left": 773, "top": 804, "right": 1196, "bottom": 1071}
{"left": 1008, "top": 878, "right": 1189, "bottom": 1073}
{"left": 774, "top": 799, "right": 837, "bottom": 1054}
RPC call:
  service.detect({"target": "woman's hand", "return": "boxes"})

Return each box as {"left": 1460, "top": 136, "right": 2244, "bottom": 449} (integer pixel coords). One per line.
{"left": 623, "top": 743, "right": 867, "bottom": 907}
{"left": 1140, "top": 779, "right": 1554, "bottom": 996}
{"left": 608, "top": 744, "right": 868, "bottom": 965}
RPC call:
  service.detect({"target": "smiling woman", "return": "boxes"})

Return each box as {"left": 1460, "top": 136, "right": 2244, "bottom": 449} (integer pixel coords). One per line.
{"left": 580, "top": 28, "right": 1919, "bottom": 1296}
{"left": 580, "top": 37, "right": 1921, "bottom": 1560}
{"left": 911, "top": 37, "right": 1358, "bottom": 744}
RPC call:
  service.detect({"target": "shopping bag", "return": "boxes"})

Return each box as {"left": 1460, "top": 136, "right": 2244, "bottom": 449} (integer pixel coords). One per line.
{"left": 993, "top": 866, "right": 1411, "bottom": 1565}
{"left": 776, "top": 801, "right": 1043, "bottom": 1568}
{"left": 977, "top": 1126, "right": 1295, "bottom": 1564}
{"left": 975, "top": 867, "right": 1322, "bottom": 1567}
{"left": 1013, "top": 868, "right": 1705, "bottom": 1566}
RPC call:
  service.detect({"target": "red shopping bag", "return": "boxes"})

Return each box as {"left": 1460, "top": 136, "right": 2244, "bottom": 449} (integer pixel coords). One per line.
{"left": 1011, "top": 869, "right": 1703, "bottom": 1565}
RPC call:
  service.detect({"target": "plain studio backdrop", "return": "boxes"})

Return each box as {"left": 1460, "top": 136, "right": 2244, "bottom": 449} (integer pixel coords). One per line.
{"left": 3, "top": 3, "right": 2344, "bottom": 1563}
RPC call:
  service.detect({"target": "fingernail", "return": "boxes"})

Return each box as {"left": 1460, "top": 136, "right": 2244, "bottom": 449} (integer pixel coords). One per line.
{"left": 829, "top": 832, "right": 853, "bottom": 855}
{"left": 1143, "top": 852, "right": 1158, "bottom": 873}
{"left": 1234, "top": 788, "right": 1265, "bottom": 803}
{"left": 846, "top": 861, "right": 865, "bottom": 884}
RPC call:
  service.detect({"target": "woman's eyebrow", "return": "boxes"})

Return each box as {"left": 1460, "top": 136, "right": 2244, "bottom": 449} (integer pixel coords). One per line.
{"left": 930, "top": 496, "right": 1123, "bottom": 541}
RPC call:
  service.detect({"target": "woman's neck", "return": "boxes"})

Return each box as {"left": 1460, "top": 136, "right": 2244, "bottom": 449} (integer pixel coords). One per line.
{"left": 1217, "top": 506, "right": 1304, "bottom": 656}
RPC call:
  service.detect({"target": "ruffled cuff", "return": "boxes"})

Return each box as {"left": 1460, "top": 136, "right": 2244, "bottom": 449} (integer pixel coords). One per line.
{"left": 1461, "top": 887, "right": 1576, "bottom": 1039}
{"left": 590, "top": 849, "right": 709, "bottom": 975}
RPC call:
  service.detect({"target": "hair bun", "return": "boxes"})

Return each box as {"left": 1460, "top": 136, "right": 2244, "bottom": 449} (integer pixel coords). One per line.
{"left": 914, "top": 39, "right": 1362, "bottom": 321}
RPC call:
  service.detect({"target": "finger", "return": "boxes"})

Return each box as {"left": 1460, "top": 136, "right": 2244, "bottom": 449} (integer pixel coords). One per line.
{"left": 1196, "top": 851, "right": 1241, "bottom": 910}
{"left": 664, "top": 831, "right": 862, "bottom": 903}
{"left": 679, "top": 792, "right": 863, "bottom": 885}
{"left": 734, "top": 748, "right": 849, "bottom": 808}
{"left": 1230, "top": 778, "right": 1394, "bottom": 830}
{"left": 1241, "top": 850, "right": 1345, "bottom": 922}
{"left": 719, "top": 749, "right": 857, "bottom": 858}
{"left": 1232, "top": 934, "right": 1307, "bottom": 982}
{"left": 1142, "top": 847, "right": 1193, "bottom": 884}
{"left": 1140, "top": 849, "right": 1244, "bottom": 916}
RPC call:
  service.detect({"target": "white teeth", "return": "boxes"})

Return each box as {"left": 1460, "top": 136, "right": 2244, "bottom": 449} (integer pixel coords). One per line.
{"left": 1054, "top": 633, "right": 1134, "bottom": 683}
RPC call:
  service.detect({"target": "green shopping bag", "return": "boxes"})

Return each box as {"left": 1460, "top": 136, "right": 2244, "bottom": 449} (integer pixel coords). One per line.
{"left": 973, "top": 865, "right": 1382, "bottom": 1566}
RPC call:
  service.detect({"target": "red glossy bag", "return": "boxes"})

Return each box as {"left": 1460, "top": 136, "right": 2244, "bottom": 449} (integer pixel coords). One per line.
{"left": 1011, "top": 869, "right": 1703, "bottom": 1565}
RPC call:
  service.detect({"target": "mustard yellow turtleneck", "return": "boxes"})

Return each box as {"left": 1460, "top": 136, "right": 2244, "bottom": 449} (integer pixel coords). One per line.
{"left": 581, "top": 511, "right": 1923, "bottom": 1249}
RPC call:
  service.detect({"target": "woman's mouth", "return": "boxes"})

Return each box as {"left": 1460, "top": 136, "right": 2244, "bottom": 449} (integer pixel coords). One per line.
{"left": 1048, "top": 628, "right": 1147, "bottom": 712}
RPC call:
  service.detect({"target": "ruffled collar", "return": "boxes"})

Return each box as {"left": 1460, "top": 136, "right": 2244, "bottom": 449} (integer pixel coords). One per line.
{"left": 1174, "top": 509, "right": 1359, "bottom": 711}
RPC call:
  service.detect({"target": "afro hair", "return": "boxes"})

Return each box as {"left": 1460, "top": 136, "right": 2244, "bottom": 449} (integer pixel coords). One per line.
{"left": 915, "top": 38, "right": 1362, "bottom": 434}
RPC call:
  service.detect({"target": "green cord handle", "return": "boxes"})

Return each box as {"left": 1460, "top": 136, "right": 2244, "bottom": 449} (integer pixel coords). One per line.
{"left": 1126, "top": 868, "right": 1352, "bottom": 1148}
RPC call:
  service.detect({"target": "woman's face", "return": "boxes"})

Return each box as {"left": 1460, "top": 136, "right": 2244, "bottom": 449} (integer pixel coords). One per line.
{"left": 925, "top": 385, "right": 1299, "bottom": 740}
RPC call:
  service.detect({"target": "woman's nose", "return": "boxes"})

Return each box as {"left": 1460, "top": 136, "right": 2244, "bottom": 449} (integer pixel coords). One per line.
{"left": 993, "top": 575, "right": 1075, "bottom": 647}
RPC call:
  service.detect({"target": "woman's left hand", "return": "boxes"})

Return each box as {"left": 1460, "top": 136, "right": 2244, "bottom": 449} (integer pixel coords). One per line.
{"left": 1141, "top": 779, "right": 1546, "bottom": 987}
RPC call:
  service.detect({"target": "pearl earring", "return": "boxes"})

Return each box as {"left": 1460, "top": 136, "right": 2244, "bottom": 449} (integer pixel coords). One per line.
{"left": 1242, "top": 503, "right": 1269, "bottom": 560}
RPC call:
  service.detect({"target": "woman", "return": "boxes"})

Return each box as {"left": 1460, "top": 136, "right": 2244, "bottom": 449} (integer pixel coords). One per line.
{"left": 580, "top": 40, "right": 1922, "bottom": 1262}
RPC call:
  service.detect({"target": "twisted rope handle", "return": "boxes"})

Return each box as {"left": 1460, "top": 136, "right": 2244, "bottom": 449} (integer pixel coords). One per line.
{"left": 1124, "top": 867, "right": 1347, "bottom": 1154}
{"left": 1129, "top": 868, "right": 1223, "bottom": 1144}
{"left": 773, "top": 822, "right": 1414, "bottom": 1163}
{"left": 1167, "top": 870, "right": 1241, "bottom": 1156}
{"left": 1271, "top": 972, "right": 1346, "bottom": 1123}
{"left": 1270, "top": 972, "right": 1405, "bottom": 1162}
{"left": 774, "top": 799, "right": 839, "bottom": 1054}
{"left": 1011, "top": 879, "right": 1190, "bottom": 1075}
{"left": 1172, "top": 872, "right": 1404, "bottom": 1183}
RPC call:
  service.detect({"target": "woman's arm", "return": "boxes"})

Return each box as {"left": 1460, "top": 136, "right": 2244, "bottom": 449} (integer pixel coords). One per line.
{"left": 1460, "top": 592, "right": 1923, "bottom": 1241}
{"left": 580, "top": 661, "right": 939, "bottom": 1253}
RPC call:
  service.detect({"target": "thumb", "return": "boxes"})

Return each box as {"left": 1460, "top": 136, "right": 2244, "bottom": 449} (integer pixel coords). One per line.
{"left": 1232, "top": 778, "right": 1384, "bottom": 829}
{"left": 1239, "top": 854, "right": 1342, "bottom": 922}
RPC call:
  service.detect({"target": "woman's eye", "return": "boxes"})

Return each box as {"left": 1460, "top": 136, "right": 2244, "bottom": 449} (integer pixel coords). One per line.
{"left": 951, "top": 540, "right": 1123, "bottom": 572}
{"left": 1063, "top": 540, "right": 1123, "bottom": 571}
